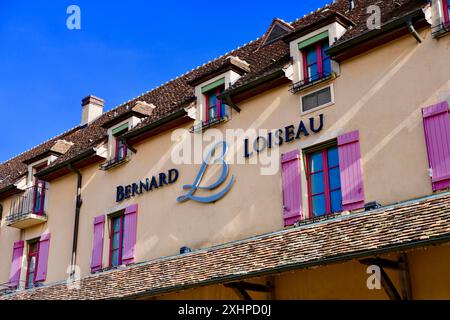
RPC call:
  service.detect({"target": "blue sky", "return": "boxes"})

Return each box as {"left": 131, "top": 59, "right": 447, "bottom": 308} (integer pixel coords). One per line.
{"left": 0, "top": 0, "right": 330, "bottom": 163}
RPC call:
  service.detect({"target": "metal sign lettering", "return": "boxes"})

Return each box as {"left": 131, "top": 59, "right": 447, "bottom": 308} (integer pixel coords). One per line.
{"left": 177, "top": 141, "right": 235, "bottom": 204}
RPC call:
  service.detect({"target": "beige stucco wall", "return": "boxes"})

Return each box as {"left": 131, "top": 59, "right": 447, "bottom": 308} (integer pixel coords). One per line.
{"left": 0, "top": 199, "right": 21, "bottom": 287}
{"left": 0, "top": 28, "right": 449, "bottom": 293}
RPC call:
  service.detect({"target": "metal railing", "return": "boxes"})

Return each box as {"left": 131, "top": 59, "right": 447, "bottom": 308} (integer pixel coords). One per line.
{"left": 431, "top": 21, "right": 450, "bottom": 38}
{"left": 190, "top": 106, "right": 231, "bottom": 133}
{"left": 6, "top": 186, "right": 47, "bottom": 224}
{"left": 100, "top": 151, "right": 132, "bottom": 171}
{"left": 290, "top": 71, "right": 334, "bottom": 94}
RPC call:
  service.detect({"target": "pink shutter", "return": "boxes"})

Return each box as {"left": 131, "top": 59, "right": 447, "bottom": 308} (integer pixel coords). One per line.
{"left": 338, "top": 131, "right": 365, "bottom": 211}
{"left": 35, "top": 233, "right": 51, "bottom": 282}
{"left": 8, "top": 241, "right": 24, "bottom": 288}
{"left": 91, "top": 215, "right": 105, "bottom": 273}
{"left": 422, "top": 101, "right": 450, "bottom": 191}
{"left": 122, "top": 204, "right": 138, "bottom": 265}
{"left": 281, "top": 150, "right": 302, "bottom": 226}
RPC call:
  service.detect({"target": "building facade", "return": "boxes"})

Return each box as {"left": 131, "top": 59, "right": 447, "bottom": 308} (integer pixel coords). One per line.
{"left": 1, "top": 0, "right": 450, "bottom": 300}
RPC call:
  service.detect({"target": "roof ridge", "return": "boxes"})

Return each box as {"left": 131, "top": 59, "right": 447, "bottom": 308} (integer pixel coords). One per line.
{"left": 289, "top": 0, "right": 334, "bottom": 24}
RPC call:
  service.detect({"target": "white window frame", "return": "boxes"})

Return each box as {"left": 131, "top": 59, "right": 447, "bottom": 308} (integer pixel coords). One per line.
{"left": 300, "top": 83, "right": 335, "bottom": 115}
{"left": 289, "top": 22, "right": 347, "bottom": 84}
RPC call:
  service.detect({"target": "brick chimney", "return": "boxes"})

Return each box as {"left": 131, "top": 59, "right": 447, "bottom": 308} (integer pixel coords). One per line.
{"left": 81, "top": 95, "right": 104, "bottom": 125}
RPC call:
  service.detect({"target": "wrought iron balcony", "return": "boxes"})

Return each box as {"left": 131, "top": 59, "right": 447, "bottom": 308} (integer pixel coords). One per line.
{"left": 6, "top": 186, "right": 47, "bottom": 229}
{"left": 190, "top": 106, "right": 231, "bottom": 133}
{"left": 432, "top": 21, "right": 450, "bottom": 38}
{"left": 290, "top": 72, "right": 335, "bottom": 94}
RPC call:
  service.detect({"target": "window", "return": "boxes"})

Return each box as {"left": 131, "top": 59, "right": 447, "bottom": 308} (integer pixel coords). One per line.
{"left": 301, "top": 86, "right": 333, "bottom": 112}
{"left": 113, "top": 125, "right": 129, "bottom": 161}
{"left": 204, "top": 85, "right": 225, "bottom": 123}
{"left": 301, "top": 39, "right": 331, "bottom": 83}
{"left": 25, "top": 240, "right": 39, "bottom": 289}
{"left": 32, "top": 163, "right": 47, "bottom": 216}
{"left": 109, "top": 215, "right": 125, "bottom": 267}
{"left": 33, "top": 178, "right": 46, "bottom": 215}
{"left": 306, "top": 145, "right": 342, "bottom": 218}
{"left": 444, "top": 0, "right": 450, "bottom": 24}
{"left": 115, "top": 137, "right": 127, "bottom": 161}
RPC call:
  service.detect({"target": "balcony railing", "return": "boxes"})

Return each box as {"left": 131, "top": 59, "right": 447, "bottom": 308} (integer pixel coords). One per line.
{"left": 432, "top": 21, "right": 450, "bottom": 38}
{"left": 290, "top": 71, "right": 334, "bottom": 94}
{"left": 6, "top": 186, "right": 47, "bottom": 229}
{"left": 190, "top": 106, "right": 231, "bottom": 133}
{"left": 100, "top": 152, "right": 131, "bottom": 171}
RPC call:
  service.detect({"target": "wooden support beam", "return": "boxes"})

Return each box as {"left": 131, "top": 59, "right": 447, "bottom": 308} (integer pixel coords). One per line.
{"left": 399, "top": 253, "right": 413, "bottom": 300}
{"left": 360, "top": 258, "right": 401, "bottom": 270}
{"left": 224, "top": 281, "right": 273, "bottom": 300}
{"left": 267, "top": 277, "right": 275, "bottom": 300}
{"left": 360, "top": 254, "right": 413, "bottom": 300}
{"left": 379, "top": 267, "right": 402, "bottom": 300}
{"left": 230, "top": 286, "right": 253, "bottom": 300}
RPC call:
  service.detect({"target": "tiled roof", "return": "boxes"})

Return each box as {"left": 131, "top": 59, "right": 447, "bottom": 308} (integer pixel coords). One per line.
{"left": 0, "top": 0, "right": 427, "bottom": 192}
{"left": 3, "top": 191, "right": 450, "bottom": 300}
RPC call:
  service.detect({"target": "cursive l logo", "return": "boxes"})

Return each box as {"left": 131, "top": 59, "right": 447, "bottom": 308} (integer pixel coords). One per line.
{"left": 177, "top": 141, "right": 236, "bottom": 204}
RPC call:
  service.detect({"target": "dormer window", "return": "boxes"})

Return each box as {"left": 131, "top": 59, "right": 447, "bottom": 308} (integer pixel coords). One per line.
{"left": 204, "top": 82, "right": 225, "bottom": 123}
{"left": 292, "top": 31, "right": 335, "bottom": 93}
{"left": 285, "top": 13, "right": 354, "bottom": 94}
{"left": 101, "top": 121, "right": 132, "bottom": 170}
{"left": 301, "top": 35, "right": 332, "bottom": 84}
{"left": 100, "top": 101, "right": 154, "bottom": 170}
{"left": 432, "top": 0, "right": 450, "bottom": 37}
{"left": 112, "top": 124, "right": 129, "bottom": 162}
{"left": 188, "top": 56, "right": 250, "bottom": 133}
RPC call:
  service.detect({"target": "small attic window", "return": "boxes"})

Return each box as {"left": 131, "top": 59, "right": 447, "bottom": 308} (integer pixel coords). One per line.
{"left": 299, "top": 32, "right": 332, "bottom": 83}
{"left": 112, "top": 123, "right": 129, "bottom": 162}
{"left": 290, "top": 31, "right": 335, "bottom": 94}
{"left": 260, "top": 19, "right": 294, "bottom": 48}
{"left": 203, "top": 82, "right": 225, "bottom": 122}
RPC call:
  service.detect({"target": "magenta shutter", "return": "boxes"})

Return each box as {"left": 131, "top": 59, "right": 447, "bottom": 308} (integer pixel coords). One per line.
{"left": 338, "top": 131, "right": 365, "bottom": 211}
{"left": 422, "top": 101, "right": 450, "bottom": 191}
{"left": 281, "top": 150, "right": 302, "bottom": 226}
{"left": 91, "top": 215, "right": 105, "bottom": 273}
{"left": 122, "top": 204, "right": 138, "bottom": 265}
{"left": 8, "top": 241, "right": 24, "bottom": 288}
{"left": 35, "top": 233, "right": 51, "bottom": 282}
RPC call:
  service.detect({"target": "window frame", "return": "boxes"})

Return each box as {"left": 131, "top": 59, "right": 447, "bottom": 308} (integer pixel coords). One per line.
{"left": 305, "top": 143, "right": 342, "bottom": 219}
{"left": 444, "top": 0, "right": 450, "bottom": 24}
{"left": 25, "top": 239, "right": 40, "bottom": 289}
{"left": 301, "top": 39, "right": 331, "bottom": 83}
{"left": 300, "top": 84, "right": 335, "bottom": 115}
{"left": 204, "top": 86, "right": 224, "bottom": 123}
{"left": 32, "top": 177, "right": 46, "bottom": 216}
{"left": 114, "top": 136, "right": 128, "bottom": 161}
{"left": 113, "top": 127, "right": 129, "bottom": 161}
{"left": 31, "top": 163, "right": 47, "bottom": 216}
{"left": 109, "top": 214, "right": 125, "bottom": 268}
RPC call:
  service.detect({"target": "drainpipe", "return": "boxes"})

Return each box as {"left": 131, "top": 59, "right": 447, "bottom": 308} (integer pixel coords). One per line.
{"left": 68, "top": 164, "right": 82, "bottom": 276}
{"left": 406, "top": 17, "right": 423, "bottom": 43}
